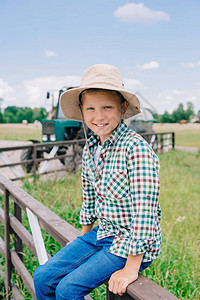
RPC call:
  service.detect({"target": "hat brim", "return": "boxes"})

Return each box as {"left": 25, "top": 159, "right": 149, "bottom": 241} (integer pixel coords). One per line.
{"left": 60, "top": 86, "right": 141, "bottom": 121}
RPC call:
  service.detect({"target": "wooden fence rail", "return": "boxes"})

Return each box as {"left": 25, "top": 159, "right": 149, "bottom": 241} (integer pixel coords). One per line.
{"left": 0, "top": 132, "right": 175, "bottom": 181}
{"left": 0, "top": 174, "right": 179, "bottom": 300}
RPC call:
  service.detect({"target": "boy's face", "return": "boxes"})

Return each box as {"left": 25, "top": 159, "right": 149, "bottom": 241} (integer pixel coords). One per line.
{"left": 81, "top": 90, "right": 122, "bottom": 145}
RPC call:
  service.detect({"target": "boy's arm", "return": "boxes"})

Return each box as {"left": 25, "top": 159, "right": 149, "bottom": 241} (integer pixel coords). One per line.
{"left": 80, "top": 224, "right": 94, "bottom": 236}
{"left": 108, "top": 253, "right": 143, "bottom": 296}
{"left": 79, "top": 147, "right": 97, "bottom": 226}
{"left": 108, "top": 141, "right": 160, "bottom": 295}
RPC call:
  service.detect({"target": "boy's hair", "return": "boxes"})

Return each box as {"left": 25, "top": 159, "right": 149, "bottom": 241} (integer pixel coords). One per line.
{"left": 79, "top": 88, "right": 126, "bottom": 106}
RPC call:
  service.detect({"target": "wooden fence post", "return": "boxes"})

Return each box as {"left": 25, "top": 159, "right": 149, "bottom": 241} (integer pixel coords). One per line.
{"left": 160, "top": 134, "right": 164, "bottom": 154}
{"left": 4, "top": 189, "right": 12, "bottom": 300}
{"left": 14, "top": 203, "right": 23, "bottom": 261}
{"left": 172, "top": 132, "right": 175, "bottom": 149}
{"left": 32, "top": 144, "right": 37, "bottom": 177}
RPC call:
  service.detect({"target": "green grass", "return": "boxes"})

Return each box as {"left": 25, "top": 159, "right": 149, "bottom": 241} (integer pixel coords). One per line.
{"left": 174, "top": 130, "right": 200, "bottom": 148}
{"left": 153, "top": 125, "right": 200, "bottom": 148}
{"left": 0, "top": 150, "right": 200, "bottom": 299}
{"left": 0, "top": 126, "right": 41, "bottom": 141}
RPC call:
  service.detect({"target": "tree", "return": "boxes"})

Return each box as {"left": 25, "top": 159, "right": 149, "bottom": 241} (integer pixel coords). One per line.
{"left": 4, "top": 106, "right": 18, "bottom": 116}
{"left": 32, "top": 107, "right": 47, "bottom": 122}
{"left": 0, "top": 110, "right": 4, "bottom": 123}
{"left": 24, "top": 108, "right": 33, "bottom": 123}
{"left": 171, "top": 103, "right": 186, "bottom": 123}
{"left": 160, "top": 111, "right": 172, "bottom": 123}
{"left": 185, "top": 101, "right": 195, "bottom": 121}
{"left": 16, "top": 109, "right": 25, "bottom": 123}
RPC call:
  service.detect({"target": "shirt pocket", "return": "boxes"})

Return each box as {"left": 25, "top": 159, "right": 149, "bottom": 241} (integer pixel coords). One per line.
{"left": 106, "top": 171, "right": 130, "bottom": 200}
{"left": 101, "top": 172, "right": 132, "bottom": 226}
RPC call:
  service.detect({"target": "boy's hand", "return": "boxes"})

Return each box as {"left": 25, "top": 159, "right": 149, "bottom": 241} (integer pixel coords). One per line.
{"left": 108, "top": 268, "right": 138, "bottom": 296}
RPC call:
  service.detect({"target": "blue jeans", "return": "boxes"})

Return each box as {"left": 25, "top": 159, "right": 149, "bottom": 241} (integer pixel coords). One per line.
{"left": 34, "top": 226, "right": 152, "bottom": 300}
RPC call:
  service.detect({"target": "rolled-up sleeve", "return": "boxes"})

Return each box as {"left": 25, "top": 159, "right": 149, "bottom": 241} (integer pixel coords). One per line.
{"left": 79, "top": 148, "right": 97, "bottom": 225}
{"left": 127, "top": 141, "right": 160, "bottom": 256}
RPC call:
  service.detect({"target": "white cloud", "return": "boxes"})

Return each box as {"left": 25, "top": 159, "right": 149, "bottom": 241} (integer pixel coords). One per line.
{"left": 0, "top": 79, "right": 15, "bottom": 107}
{"left": 181, "top": 60, "right": 200, "bottom": 68}
{"left": 124, "top": 78, "right": 143, "bottom": 90}
{"left": 0, "top": 79, "right": 13, "bottom": 98}
{"left": 114, "top": 3, "right": 169, "bottom": 24}
{"left": 45, "top": 50, "right": 56, "bottom": 57}
{"left": 155, "top": 89, "right": 200, "bottom": 113}
{"left": 136, "top": 61, "right": 159, "bottom": 70}
{"left": 0, "top": 75, "right": 81, "bottom": 109}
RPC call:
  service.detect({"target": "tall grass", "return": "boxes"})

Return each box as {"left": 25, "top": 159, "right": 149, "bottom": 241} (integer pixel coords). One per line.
{"left": 0, "top": 150, "right": 199, "bottom": 299}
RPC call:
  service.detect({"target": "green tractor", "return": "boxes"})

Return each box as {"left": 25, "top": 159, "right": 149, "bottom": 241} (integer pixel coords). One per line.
{"left": 21, "top": 87, "right": 91, "bottom": 173}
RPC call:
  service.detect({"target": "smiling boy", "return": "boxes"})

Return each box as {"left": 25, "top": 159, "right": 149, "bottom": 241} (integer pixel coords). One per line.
{"left": 80, "top": 89, "right": 129, "bottom": 145}
{"left": 34, "top": 64, "right": 161, "bottom": 299}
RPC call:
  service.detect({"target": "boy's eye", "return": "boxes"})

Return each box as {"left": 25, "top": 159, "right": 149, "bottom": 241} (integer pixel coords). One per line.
{"left": 87, "top": 107, "right": 94, "bottom": 111}
{"left": 104, "top": 106, "right": 112, "bottom": 109}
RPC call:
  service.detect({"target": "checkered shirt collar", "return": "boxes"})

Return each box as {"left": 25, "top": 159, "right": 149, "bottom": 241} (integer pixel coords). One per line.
{"left": 87, "top": 121, "right": 127, "bottom": 148}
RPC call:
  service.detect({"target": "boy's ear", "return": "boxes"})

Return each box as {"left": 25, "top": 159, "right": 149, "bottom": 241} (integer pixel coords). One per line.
{"left": 123, "top": 101, "right": 130, "bottom": 115}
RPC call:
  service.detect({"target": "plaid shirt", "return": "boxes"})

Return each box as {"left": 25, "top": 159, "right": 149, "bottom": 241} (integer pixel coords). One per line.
{"left": 80, "top": 121, "right": 161, "bottom": 262}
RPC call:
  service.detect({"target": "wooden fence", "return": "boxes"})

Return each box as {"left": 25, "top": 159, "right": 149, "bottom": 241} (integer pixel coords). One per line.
{"left": 0, "top": 132, "right": 175, "bottom": 181}
{"left": 0, "top": 174, "right": 179, "bottom": 300}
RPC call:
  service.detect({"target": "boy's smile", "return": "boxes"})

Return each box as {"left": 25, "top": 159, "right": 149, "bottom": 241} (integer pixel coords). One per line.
{"left": 81, "top": 90, "right": 122, "bottom": 145}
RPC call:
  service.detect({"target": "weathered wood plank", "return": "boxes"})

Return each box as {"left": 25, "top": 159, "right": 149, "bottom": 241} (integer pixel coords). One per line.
{"left": 0, "top": 237, "right": 36, "bottom": 299}
{"left": 0, "top": 174, "right": 80, "bottom": 246}
{"left": 0, "top": 236, "right": 6, "bottom": 256}
{"left": 84, "top": 295, "right": 94, "bottom": 300}
{"left": 126, "top": 274, "right": 179, "bottom": 300}
{"left": 0, "top": 206, "right": 5, "bottom": 225}
{"left": 11, "top": 284, "right": 23, "bottom": 300}
{"left": 4, "top": 189, "right": 11, "bottom": 300}
{"left": 10, "top": 250, "right": 36, "bottom": 299}
{"left": 10, "top": 214, "right": 38, "bottom": 257}
{"left": 106, "top": 274, "right": 179, "bottom": 300}
{"left": 0, "top": 208, "right": 51, "bottom": 259}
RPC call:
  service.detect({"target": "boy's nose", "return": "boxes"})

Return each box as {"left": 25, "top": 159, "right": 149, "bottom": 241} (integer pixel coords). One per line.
{"left": 95, "top": 110, "right": 105, "bottom": 121}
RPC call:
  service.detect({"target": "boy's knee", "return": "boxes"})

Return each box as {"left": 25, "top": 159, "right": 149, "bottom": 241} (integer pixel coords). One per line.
{"left": 56, "top": 278, "right": 84, "bottom": 300}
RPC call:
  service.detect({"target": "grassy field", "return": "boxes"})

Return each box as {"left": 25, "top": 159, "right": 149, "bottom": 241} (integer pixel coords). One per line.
{"left": 153, "top": 123, "right": 200, "bottom": 148}
{"left": 0, "top": 150, "right": 199, "bottom": 299}
{"left": 0, "top": 124, "right": 42, "bottom": 142}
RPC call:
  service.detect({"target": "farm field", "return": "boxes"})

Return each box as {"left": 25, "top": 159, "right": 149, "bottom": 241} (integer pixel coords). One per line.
{"left": 0, "top": 123, "right": 42, "bottom": 142}
{"left": 0, "top": 149, "right": 199, "bottom": 299}
{"left": 0, "top": 123, "right": 200, "bottom": 148}
{"left": 153, "top": 123, "right": 200, "bottom": 148}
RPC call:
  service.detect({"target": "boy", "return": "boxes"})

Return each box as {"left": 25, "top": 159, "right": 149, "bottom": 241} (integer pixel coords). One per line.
{"left": 34, "top": 64, "right": 161, "bottom": 299}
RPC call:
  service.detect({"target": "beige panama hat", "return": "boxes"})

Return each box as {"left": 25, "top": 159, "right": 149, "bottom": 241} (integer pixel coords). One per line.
{"left": 60, "top": 64, "right": 141, "bottom": 121}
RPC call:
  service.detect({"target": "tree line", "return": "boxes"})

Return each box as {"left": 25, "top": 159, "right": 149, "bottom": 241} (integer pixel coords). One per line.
{"left": 0, "top": 102, "right": 199, "bottom": 124}
{"left": 0, "top": 106, "right": 48, "bottom": 123}
{"left": 152, "top": 101, "right": 199, "bottom": 123}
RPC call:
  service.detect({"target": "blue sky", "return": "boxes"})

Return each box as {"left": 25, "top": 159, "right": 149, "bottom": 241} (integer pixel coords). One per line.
{"left": 0, "top": 0, "right": 200, "bottom": 114}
